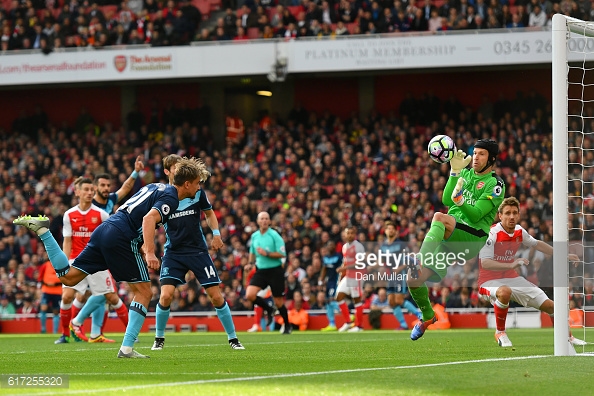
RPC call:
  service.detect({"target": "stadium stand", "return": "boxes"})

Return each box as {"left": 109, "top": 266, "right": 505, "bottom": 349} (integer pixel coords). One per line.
{"left": 0, "top": 89, "right": 578, "bottom": 330}
{"left": 0, "top": 0, "right": 587, "bottom": 51}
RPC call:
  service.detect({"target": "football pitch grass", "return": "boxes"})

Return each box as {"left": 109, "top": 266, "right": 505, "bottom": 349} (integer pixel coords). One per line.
{"left": 1, "top": 329, "right": 594, "bottom": 396}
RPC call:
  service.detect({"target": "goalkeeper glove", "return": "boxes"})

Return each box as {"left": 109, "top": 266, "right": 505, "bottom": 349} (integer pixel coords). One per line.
{"left": 450, "top": 149, "right": 471, "bottom": 177}
{"left": 452, "top": 178, "right": 465, "bottom": 206}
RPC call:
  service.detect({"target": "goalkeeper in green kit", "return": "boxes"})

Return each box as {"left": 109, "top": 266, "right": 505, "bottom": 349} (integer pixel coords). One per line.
{"left": 407, "top": 139, "right": 505, "bottom": 340}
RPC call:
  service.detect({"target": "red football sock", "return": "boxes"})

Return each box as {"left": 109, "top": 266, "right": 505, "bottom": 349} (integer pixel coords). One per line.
{"left": 254, "top": 305, "right": 263, "bottom": 325}
{"left": 72, "top": 303, "right": 82, "bottom": 319}
{"left": 338, "top": 301, "right": 351, "bottom": 323}
{"left": 354, "top": 303, "right": 363, "bottom": 328}
{"left": 115, "top": 304, "right": 129, "bottom": 327}
{"left": 60, "top": 308, "right": 72, "bottom": 336}
{"left": 493, "top": 300, "right": 509, "bottom": 332}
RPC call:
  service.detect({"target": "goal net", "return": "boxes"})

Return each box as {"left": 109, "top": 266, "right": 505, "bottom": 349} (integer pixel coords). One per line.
{"left": 552, "top": 14, "right": 594, "bottom": 356}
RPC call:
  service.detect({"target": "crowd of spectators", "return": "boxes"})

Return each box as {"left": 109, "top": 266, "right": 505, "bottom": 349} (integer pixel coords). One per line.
{"left": 0, "top": 88, "right": 592, "bottom": 327}
{"left": 1, "top": 0, "right": 591, "bottom": 52}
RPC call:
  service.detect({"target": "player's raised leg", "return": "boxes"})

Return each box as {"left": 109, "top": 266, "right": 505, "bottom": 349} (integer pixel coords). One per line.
{"left": 13, "top": 215, "right": 88, "bottom": 285}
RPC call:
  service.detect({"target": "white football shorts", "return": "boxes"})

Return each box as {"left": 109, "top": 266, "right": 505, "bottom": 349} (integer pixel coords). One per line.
{"left": 64, "top": 260, "right": 115, "bottom": 296}
{"left": 479, "top": 277, "right": 549, "bottom": 310}
{"left": 336, "top": 276, "right": 362, "bottom": 299}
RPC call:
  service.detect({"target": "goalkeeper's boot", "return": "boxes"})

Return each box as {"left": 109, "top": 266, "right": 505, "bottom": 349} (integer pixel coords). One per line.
{"left": 117, "top": 349, "right": 150, "bottom": 359}
{"left": 405, "top": 255, "right": 422, "bottom": 280}
{"left": 54, "top": 335, "right": 69, "bottom": 344}
{"left": 69, "top": 320, "right": 88, "bottom": 342}
{"left": 151, "top": 337, "right": 165, "bottom": 350}
{"left": 13, "top": 215, "right": 50, "bottom": 235}
{"left": 410, "top": 316, "right": 437, "bottom": 341}
{"left": 89, "top": 334, "right": 115, "bottom": 343}
{"left": 495, "top": 332, "right": 513, "bottom": 347}
{"left": 229, "top": 338, "right": 245, "bottom": 350}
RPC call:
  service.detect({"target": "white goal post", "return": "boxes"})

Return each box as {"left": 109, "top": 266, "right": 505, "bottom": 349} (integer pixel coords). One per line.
{"left": 552, "top": 14, "right": 594, "bottom": 356}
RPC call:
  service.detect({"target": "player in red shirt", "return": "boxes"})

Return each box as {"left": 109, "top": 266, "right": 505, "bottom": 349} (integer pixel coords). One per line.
{"left": 335, "top": 225, "right": 366, "bottom": 332}
{"left": 478, "top": 196, "right": 584, "bottom": 347}
{"left": 56, "top": 178, "right": 128, "bottom": 344}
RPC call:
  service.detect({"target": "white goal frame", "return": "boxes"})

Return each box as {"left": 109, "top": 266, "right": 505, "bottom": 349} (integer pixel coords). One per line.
{"left": 552, "top": 14, "right": 594, "bottom": 356}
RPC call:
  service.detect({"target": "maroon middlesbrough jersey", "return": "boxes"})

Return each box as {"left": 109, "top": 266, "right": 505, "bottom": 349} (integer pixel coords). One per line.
{"left": 477, "top": 223, "right": 538, "bottom": 285}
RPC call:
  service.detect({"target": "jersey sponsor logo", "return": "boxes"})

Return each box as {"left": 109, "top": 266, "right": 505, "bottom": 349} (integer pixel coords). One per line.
{"left": 72, "top": 218, "right": 77, "bottom": 223}
{"left": 72, "top": 231, "right": 93, "bottom": 237}
{"left": 168, "top": 209, "right": 195, "bottom": 219}
{"left": 161, "top": 204, "right": 171, "bottom": 215}
{"left": 477, "top": 181, "right": 485, "bottom": 189}
{"left": 462, "top": 189, "right": 476, "bottom": 206}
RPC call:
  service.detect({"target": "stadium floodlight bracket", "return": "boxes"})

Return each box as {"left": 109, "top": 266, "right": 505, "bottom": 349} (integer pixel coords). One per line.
{"left": 268, "top": 57, "right": 288, "bottom": 83}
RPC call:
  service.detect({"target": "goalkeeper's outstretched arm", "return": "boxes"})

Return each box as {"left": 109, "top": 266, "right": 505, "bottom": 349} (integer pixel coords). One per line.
{"left": 442, "top": 175, "right": 459, "bottom": 207}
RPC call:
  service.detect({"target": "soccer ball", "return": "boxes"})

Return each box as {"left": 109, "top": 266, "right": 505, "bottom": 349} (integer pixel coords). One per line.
{"left": 427, "top": 135, "right": 456, "bottom": 164}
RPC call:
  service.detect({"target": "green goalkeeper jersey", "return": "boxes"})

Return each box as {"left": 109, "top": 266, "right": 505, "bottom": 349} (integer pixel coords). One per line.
{"left": 442, "top": 168, "right": 505, "bottom": 235}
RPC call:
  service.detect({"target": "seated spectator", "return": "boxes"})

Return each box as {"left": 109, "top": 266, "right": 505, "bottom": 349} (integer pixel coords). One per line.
{"left": 195, "top": 28, "right": 212, "bottom": 41}
{"left": 287, "top": 291, "right": 309, "bottom": 331}
{"left": 285, "top": 273, "right": 301, "bottom": 301}
{"left": 370, "top": 288, "right": 391, "bottom": 310}
{"left": 222, "top": 10, "right": 237, "bottom": 37}
{"left": 0, "top": 295, "right": 15, "bottom": 320}
{"left": 281, "top": 7, "right": 297, "bottom": 27}
{"left": 410, "top": 8, "right": 428, "bottom": 31}
{"left": 226, "top": 291, "right": 244, "bottom": 311}
{"left": 213, "top": 26, "right": 231, "bottom": 41}
{"left": 234, "top": 26, "right": 249, "bottom": 40}
{"left": 528, "top": 4, "right": 546, "bottom": 27}
{"left": 449, "top": 288, "right": 473, "bottom": 308}
{"left": 335, "top": 21, "right": 349, "bottom": 36}
{"left": 470, "top": 14, "right": 487, "bottom": 29}
{"left": 428, "top": 9, "right": 442, "bottom": 32}
{"left": 310, "top": 291, "right": 327, "bottom": 310}
{"left": 338, "top": 0, "right": 355, "bottom": 24}
{"left": 17, "top": 296, "right": 37, "bottom": 315}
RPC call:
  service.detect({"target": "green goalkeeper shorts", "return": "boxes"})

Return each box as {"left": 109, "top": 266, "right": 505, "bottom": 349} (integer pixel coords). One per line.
{"left": 421, "top": 222, "right": 488, "bottom": 282}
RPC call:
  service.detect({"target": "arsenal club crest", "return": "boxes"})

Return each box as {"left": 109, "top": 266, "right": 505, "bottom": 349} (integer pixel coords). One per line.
{"left": 477, "top": 181, "right": 485, "bottom": 189}
{"left": 91, "top": 217, "right": 98, "bottom": 224}
{"left": 114, "top": 55, "right": 127, "bottom": 72}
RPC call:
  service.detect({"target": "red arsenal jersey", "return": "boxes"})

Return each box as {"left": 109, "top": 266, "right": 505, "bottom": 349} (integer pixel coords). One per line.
{"left": 62, "top": 204, "right": 109, "bottom": 259}
{"left": 477, "top": 223, "right": 538, "bottom": 285}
